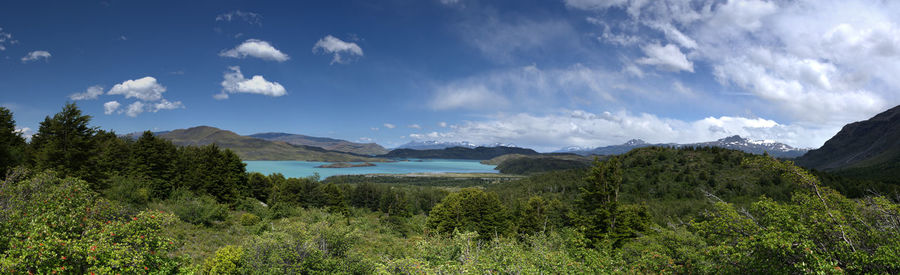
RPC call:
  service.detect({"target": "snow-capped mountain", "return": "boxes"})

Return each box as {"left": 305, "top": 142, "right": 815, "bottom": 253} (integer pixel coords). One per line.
{"left": 396, "top": 141, "right": 521, "bottom": 150}
{"left": 395, "top": 140, "right": 478, "bottom": 150}
{"left": 690, "top": 135, "right": 807, "bottom": 158}
{"left": 558, "top": 136, "right": 807, "bottom": 158}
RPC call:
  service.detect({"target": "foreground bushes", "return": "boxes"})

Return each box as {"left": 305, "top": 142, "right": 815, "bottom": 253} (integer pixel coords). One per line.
{"left": 0, "top": 170, "right": 183, "bottom": 273}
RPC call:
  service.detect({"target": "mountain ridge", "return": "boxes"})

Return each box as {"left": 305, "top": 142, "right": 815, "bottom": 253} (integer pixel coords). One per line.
{"left": 556, "top": 136, "right": 807, "bottom": 158}
{"left": 157, "top": 126, "right": 387, "bottom": 162}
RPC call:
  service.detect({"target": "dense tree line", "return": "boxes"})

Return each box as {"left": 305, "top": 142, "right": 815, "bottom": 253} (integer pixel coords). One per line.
{"left": 0, "top": 103, "right": 247, "bottom": 204}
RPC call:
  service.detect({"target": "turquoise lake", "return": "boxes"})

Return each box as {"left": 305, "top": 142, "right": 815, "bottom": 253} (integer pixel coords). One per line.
{"left": 244, "top": 159, "right": 498, "bottom": 179}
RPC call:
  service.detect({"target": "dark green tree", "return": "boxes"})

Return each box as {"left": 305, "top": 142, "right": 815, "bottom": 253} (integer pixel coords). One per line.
{"left": 28, "top": 103, "right": 100, "bottom": 183}
{"left": 0, "top": 107, "right": 26, "bottom": 174}
{"left": 576, "top": 157, "right": 650, "bottom": 247}
{"left": 426, "top": 188, "right": 509, "bottom": 240}
{"left": 246, "top": 172, "right": 273, "bottom": 203}
{"left": 322, "top": 183, "right": 350, "bottom": 217}
{"left": 130, "top": 131, "right": 177, "bottom": 198}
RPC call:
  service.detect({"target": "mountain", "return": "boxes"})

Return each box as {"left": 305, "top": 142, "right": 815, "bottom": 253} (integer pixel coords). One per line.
{"left": 249, "top": 132, "right": 388, "bottom": 155}
{"left": 158, "top": 126, "right": 386, "bottom": 162}
{"left": 796, "top": 105, "right": 900, "bottom": 172}
{"left": 379, "top": 146, "right": 539, "bottom": 160}
{"left": 395, "top": 140, "right": 478, "bottom": 150}
{"left": 559, "top": 137, "right": 806, "bottom": 158}
{"left": 691, "top": 135, "right": 807, "bottom": 158}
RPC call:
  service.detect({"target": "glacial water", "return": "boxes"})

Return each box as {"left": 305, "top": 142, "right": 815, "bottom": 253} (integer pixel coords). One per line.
{"left": 244, "top": 159, "right": 498, "bottom": 179}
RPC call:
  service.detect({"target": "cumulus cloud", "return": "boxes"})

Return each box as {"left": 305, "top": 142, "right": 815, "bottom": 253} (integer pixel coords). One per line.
{"left": 636, "top": 43, "right": 693, "bottom": 72}
{"left": 103, "top": 101, "right": 120, "bottom": 115}
{"left": 14, "top": 127, "right": 32, "bottom": 141}
{"left": 409, "top": 110, "right": 833, "bottom": 152}
{"left": 21, "top": 51, "right": 51, "bottom": 63}
{"left": 439, "top": 122, "right": 448, "bottom": 127}
{"left": 383, "top": 123, "right": 396, "bottom": 129}
{"left": 220, "top": 39, "right": 289, "bottom": 62}
{"left": 569, "top": 0, "right": 900, "bottom": 126}
{"left": 107, "top": 76, "right": 167, "bottom": 101}
{"left": 69, "top": 85, "right": 104, "bottom": 100}
{"left": 125, "top": 101, "right": 145, "bottom": 117}
{"left": 150, "top": 99, "right": 185, "bottom": 112}
{"left": 216, "top": 10, "right": 262, "bottom": 26}
{"left": 408, "top": 124, "right": 422, "bottom": 129}
{"left": 313, "top": 35, "right": 363, "bottom": 64}
{"left": 217, "top": 66, "right": 286, "bottom": 99}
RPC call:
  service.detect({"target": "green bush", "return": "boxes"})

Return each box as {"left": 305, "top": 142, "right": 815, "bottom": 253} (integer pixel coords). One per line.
{"left": 169, "top": 188, "right": 227, "bottom": 226}
{"left": 103, "top": 174, "right": 151, "bottom": 206}
{"left": 240, "top": 213, "right": 261, "bottom": 226}
{"left": 426, "top": 188, "right": 510, "bottom": 240}
{"left": 0, "top": 171, "right": 183, "bottom": 273}
{"left": 202, "top": 245, "right": 243, "bottom": 274}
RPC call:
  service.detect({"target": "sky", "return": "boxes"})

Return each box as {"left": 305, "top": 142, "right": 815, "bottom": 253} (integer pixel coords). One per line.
{"left": 1, "top": 0, "right": 899, "bottom": 152}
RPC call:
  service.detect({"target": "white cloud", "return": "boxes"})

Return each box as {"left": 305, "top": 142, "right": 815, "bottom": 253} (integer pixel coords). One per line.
{"left": 430, "top": 64, "right": 624, "bottom": 111}
{"left": 371, "top": 127, "right": 380, "bottom": 131}
{"left": 408, "top": 124, "right": 422, "bottom": 129}
{"left": 636, "top": 43, "right": 693, "bottom": 72}
{"left": 69, "top": 85, "right": 104, "bottom": 100}
{"left": 21, "top": 51, "right": 51, "bottom": 63}
{"left": 220, "top": 39, "right": 289, "bottom": 62}
{"left": 383, "top": 123, "right": 396, "bottom": 129}
{"left": 358, "top": 137, "right": 374, "bottom": 142}
{"left": 216, "top": 10, "right": 262, "bottom": 26}
{"left": 571, "top": 0, "right": 900, "bottom": 125}
{"left": 125, "top": 101, "right": 145, "bottom": 117}
{"left": 430, "top": 84, "right": 509, "bottom": 111}
{"left": 14, "top": 127, "right": 32, "bottom": 141}
{"left": 0, "top": 27, "right": 16, "bottom": 51}
{"left": 217, "top": 66, "right": 286, "bottom": 99}
{"left": 107, "top": 76, "right": 167, "bottom": 101}
{"left": 313, "top": 35, "right": 363, "bottom": 64}
{"left": 103, "top": 101, "right": 120, "bottom": 115}
{"left": 409, "top": 109, "right": 833, "bottom": 152}
{"left": 438, "top": 122, "right": 448, "bottom": 127}
{"left": 150, "top": 99, "right": 184, "bottom": 112}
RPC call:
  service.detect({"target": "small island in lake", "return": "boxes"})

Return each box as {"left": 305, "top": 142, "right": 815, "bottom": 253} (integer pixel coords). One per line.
{"left": 316, "top": 162, "right": 376, "bottom": 168}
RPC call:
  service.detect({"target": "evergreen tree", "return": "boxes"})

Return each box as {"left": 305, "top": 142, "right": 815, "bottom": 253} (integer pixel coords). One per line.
{"left": 28, "top": 103, "right": 100, "bottom": 183}
{"left": 0, "top": 107, "right": 26, "bottom": 174}
{"left": 131, "top": 131, "right": 177, "bottom": 198}
{"left": 576, "top": 157, "right": 650, "bottom": 247}
{"left": 426, "top": 188, "right": 510, "bottom": 240}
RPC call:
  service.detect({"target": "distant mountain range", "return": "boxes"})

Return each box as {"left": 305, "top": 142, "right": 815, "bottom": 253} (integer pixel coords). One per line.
{"left": 556, "top": 136, "right": 808, "bottom": 158}
{"left": 156, "top": 126, "right": 386, "bottom": 162}
{"left": 379, "top": 146, "right": 538, "bottom": 160}
{"left": 395, "top": 141, "right": 518, "bottom": 150}
{"left": 249, "top": 132, "right": 388, "bottom": 155}
{"left": 796, "top": 105, "right": 900, "bottom": 176}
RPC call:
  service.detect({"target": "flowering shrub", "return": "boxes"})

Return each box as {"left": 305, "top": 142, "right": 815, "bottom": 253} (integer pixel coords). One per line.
{"left": 0, "top": 171, "right": 183, "bottom": 273}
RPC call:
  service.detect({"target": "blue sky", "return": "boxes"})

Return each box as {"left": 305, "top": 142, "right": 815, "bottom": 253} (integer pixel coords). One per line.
{"left": 2, "top": 0, "right": 899, "bottom": 151}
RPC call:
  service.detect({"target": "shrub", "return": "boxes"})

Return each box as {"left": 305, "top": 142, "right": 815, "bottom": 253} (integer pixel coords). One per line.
{"left": 103, "top": 174, "right": 151, "bottom": 206}
{"left": 240, "top": 213, "right": 261, "bottom": 226}
{"left": 0, "top": 171, "right": 183, "bottom": 273}
{"left": 168, "top": 188, "right": 227, "bottom": 226}
{"left": 202, "top": 245, "right": 243, "bottom": 275}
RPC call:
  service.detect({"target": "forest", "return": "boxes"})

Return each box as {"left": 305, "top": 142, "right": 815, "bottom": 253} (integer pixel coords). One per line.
{"left": 1, "top": 103, "right": 900, "bottom": 274}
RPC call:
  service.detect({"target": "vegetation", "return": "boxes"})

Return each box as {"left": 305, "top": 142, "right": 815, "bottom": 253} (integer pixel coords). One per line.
{"left": 1, "top": 103, "right": 899, "bottom": 273}
{"left": 249, "top": 132, "right": 389, "bottom": 155}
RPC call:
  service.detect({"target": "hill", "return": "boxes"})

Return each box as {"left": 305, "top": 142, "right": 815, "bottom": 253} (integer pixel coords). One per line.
{"left": 490, "top": 154, "right": 594, "bottom": 175}
{"left": 159, "top": 126, "right": 386, "bottom": 162}
{"left": 379, "top": 146, "right": 538, "bottom": 160}
{"left": 249, "top": 132, "right": 388, "bottom": 155}
{"left": 796, "top": 105, "right": 900, "bottom": 170}
{"left": 795, "top": 105, "right": 900, "bottom": 183}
